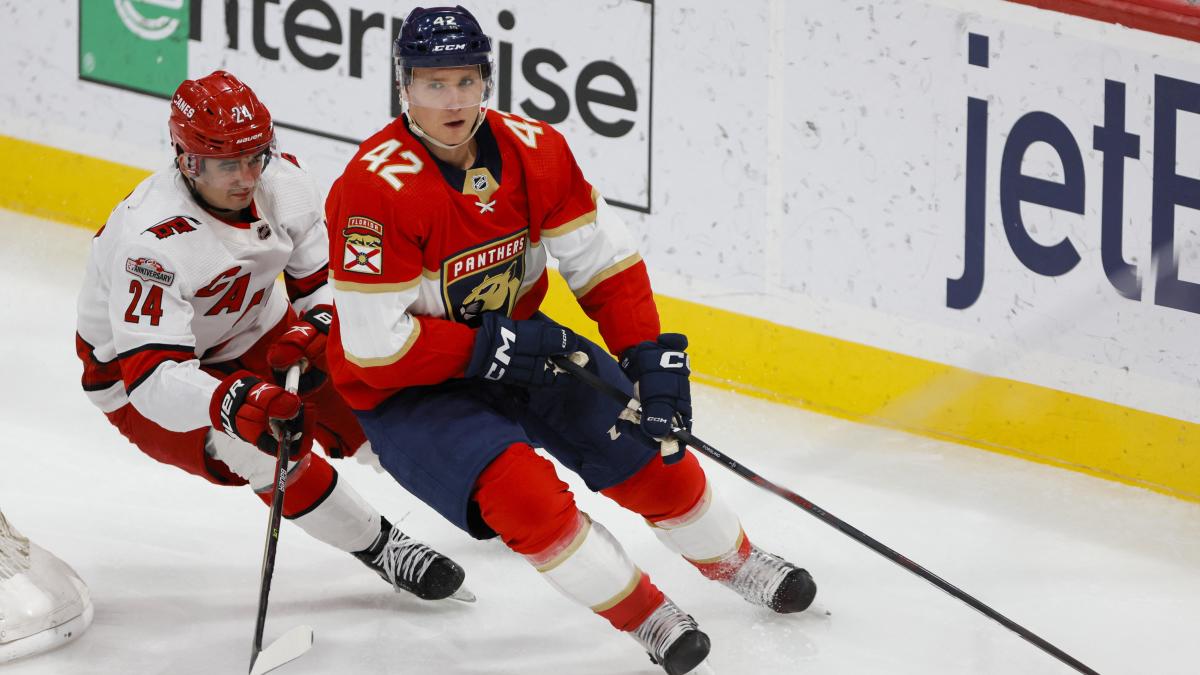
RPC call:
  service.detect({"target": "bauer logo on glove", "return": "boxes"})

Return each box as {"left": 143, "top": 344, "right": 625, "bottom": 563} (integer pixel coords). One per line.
{"left": 210, "top": 372, "right": 313, "bottom": 458}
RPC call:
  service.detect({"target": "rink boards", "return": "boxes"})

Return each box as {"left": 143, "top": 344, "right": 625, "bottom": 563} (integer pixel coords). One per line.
{"left": 3, "top": 0, "right": 1200, "bottom": 501}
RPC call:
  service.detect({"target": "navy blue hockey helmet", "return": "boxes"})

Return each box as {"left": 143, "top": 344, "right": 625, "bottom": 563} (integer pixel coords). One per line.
{"left": 394, "top": 6, "right": 493, "bottom": 83}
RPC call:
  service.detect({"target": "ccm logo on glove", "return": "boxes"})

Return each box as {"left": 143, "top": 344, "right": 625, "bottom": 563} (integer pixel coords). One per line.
{"left": 467, "top": 313, "right": 577, "bottom": 387}
{"left": 619, "top": 333, "right": 694, "bottom": 463}
{"left": 485, "top": 326, "right": 518, "bottom": 381}
{"left": 660, "top": 352, "right": 689, "bottom": 369}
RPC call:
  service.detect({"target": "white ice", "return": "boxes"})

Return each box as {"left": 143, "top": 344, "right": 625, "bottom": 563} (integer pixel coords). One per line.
{"left": 2, "top": 209, "right": 1197, "bottom": 675}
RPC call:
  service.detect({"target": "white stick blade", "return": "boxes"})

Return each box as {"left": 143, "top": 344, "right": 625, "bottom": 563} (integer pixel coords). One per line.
{"left": 249, "top": 625, "right": 314, "bottom": 675}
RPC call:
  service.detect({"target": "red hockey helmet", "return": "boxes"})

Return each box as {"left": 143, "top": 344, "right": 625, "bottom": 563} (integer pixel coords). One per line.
{"left": 168, "top": 71, "right": 274, "bottom": 175}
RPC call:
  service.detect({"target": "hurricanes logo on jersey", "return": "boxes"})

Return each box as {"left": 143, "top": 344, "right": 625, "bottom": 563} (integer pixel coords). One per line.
{"left": 143, "top": 215, "right": 199, "bottom": 240}
{"left": 443, "top": 231, "right": 527, "bottom": 327}
{"left": 342, "top": 216, "right": 384, "bottom": 275}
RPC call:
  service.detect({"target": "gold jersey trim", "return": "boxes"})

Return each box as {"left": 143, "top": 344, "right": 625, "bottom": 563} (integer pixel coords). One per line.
{"left": 534, "top": 515, "right": 592, "bottom": 574}
{"left": 590, "top": 569, "right": 644, "bottom": 613}
{"left": 332, "top": 276, "right": 421, "bottom": 294}
{"left": 573, "top": 253, "right": 643, "bottom": 298}
{"left": 543, "top": 188, "right": 600, "bottom": 238}
{"left": 683, "top": 529, "right": 746, "bottom": 565}
{"left": 344, "top": 320, "right": 422, "bottom": 368}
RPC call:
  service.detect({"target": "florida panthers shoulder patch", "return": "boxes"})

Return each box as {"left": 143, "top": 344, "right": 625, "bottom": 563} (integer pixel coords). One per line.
{"left": 342, "top": 216, "right": 383, "bottom": 275}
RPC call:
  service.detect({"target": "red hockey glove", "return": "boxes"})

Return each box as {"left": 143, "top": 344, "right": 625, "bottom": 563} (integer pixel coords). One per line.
{"left": 209, "top": 372, "right": 313, "bottom": 458}
{"left": 267, "top": 305, "right": 333, "bottom": 392}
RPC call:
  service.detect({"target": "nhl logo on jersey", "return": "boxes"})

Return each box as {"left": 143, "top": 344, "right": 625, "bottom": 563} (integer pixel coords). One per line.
{"left": 462, "top": 168, "right": 500, "bottom": 214}
{"left": 343, "top": 216, "right": 384, "bottom": 275}
{"left": 125, "top": 257, "right": 176, "bottom": 286}
{"left": 256, "top": 223, "right": 271, "bottom": 240}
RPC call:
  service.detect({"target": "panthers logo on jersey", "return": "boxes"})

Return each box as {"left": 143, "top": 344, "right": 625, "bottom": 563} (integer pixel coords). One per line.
{"left": 442, "top": 230, "right": 527, "bottom": 327}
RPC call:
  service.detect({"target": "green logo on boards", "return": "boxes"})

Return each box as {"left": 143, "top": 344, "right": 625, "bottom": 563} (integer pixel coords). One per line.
{"left": 79, "top": 0, "right": 189, "bottom": 97}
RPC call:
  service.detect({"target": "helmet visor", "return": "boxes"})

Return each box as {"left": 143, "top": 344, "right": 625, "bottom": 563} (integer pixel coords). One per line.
{"left": 404, "top": 65, "right": 493, "bottom": 110}
{"left": 181, "top": 139, "right": 276, "bottom": 180}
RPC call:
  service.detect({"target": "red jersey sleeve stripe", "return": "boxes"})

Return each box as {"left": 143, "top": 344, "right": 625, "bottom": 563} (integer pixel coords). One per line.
{"left": 285, "top": 265, "right": 329, "bottom": 301}
{"left": 75, "top": 333, "right": 122, "bottom": 391}
{"left": 117, "top": 344, "right": 196, "bottom": 394}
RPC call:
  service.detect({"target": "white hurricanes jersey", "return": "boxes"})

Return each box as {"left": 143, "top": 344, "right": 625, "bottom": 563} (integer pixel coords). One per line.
{"left": 75, "top": 155, "right": 331, "bottom": 433}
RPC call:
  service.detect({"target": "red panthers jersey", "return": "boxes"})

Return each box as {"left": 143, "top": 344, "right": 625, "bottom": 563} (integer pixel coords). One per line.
{"left": 326, "top": 109, "right": 660, "bottom": 410}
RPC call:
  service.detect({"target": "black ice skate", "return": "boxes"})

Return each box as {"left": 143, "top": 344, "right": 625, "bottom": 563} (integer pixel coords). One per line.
{"left": 631, "top": 599, "right": 711, "bottom": 675}
{"left": 722, "top": 545, "right": 816, "bottom": 613}
{"left": 353, "top": 518, "right": 474, "bottom": 602}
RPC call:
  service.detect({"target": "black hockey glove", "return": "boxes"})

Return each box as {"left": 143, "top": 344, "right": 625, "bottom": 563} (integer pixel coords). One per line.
{"left": 620, "top": 334, "right": 693, "bottom": 463}
{"left": 466, "top": 313, "right": 578, "bottom": 387}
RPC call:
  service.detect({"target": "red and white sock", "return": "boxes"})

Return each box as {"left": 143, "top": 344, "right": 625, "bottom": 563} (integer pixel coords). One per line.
{"left": 475, "top": 444, "right": 665, "bottom": 631}
{"left": 601, "top": 452, "right": 751, "bottom": 581}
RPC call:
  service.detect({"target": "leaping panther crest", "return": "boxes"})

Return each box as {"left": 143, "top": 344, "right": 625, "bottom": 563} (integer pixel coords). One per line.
{"left": 459, "top": 267, "right": 521, "bottom": 323}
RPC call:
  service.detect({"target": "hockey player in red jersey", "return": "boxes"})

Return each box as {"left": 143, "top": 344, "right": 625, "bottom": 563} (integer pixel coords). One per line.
{"left": 325, "top": 7, "right": 817, "bottom": 674}
{"left": 75, "top": 70, "right": 469, "bottom": 604}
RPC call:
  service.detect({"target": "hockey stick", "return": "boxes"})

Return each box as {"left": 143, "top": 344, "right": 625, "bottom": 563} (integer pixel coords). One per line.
{"left": 550, "top": 354, "right": 1101, "bottom": 675}
{"left": 249, "top": 365, "right": 314, "bottom": 675}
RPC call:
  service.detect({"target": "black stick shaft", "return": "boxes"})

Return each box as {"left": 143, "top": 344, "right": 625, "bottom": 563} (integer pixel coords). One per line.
{"left": 249, "top": 366, "right": 301, "bottom": 672}
{"left": 551, "top": 355, "right": 1100, "bottom": 675}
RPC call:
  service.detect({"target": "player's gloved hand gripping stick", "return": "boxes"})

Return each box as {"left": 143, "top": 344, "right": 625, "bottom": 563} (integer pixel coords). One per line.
{"left": 549, "top": 354, "right": 1101, "bottom": 675}
{"left": 618, "top": 333, "right": 693, "bottom": 463}
{"left": 248, "top": 365, "right": 314, "bottom": 675}
{"left": 211, "top": 371, "right": 313, "bottom": 459}
{"left": 267, "top": 305, "right": 334, "bottom": 394}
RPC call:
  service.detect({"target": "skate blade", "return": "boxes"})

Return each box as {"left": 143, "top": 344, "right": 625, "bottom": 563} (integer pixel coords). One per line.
{"left": 806, "top": 600, "right": 833, "bottom": 618}
{"left": 0, "top": 602, "right": 94, "bottom": 664}
{"left": 685, "top": 659, "right": 716, "bottom": 675}
{"left": 249, "top": 625, "right": 313, "bottom": 675}
{"left": 448, "top": 585, "right": 477, "bottom": 603}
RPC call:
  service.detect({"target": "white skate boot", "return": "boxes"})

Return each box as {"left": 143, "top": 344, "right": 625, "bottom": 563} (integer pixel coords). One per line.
{"left": 0, "top": 512, "right": 93, "bottom": 663}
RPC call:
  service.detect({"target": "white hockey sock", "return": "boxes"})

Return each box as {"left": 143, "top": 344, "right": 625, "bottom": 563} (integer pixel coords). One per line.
{"left": 285, "top": 478, "right": 381, "bottom": 553}
{"left": 650, "top": 483, "right": 745, "bottom": 566}
{"left": 207, "top": 431, "right": 381, "bottom": 553}
{"left": 526, "top": 513, "right": 654, "bottom": 629}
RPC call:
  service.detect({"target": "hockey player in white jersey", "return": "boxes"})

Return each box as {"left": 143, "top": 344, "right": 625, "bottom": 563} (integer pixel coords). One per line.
{"left": 74, "top": 70, "right": 468, "bottom": 603}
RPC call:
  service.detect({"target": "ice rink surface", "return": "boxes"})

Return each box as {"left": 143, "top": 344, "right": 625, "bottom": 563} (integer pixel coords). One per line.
{"left": 2, "top": 209, "right": 1197, "bottom": 674}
